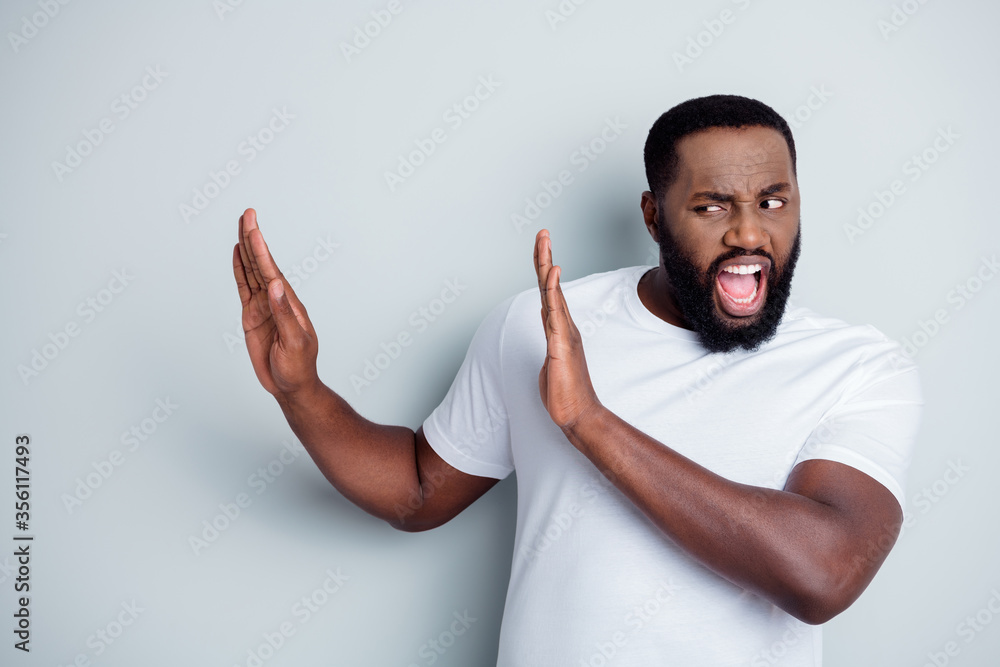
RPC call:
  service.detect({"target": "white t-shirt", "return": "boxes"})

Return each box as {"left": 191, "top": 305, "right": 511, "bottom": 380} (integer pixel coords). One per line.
{"left": 422, "top": 265, "right": 922, "bottom": 667}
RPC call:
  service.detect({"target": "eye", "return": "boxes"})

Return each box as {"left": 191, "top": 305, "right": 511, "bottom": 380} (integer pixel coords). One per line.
{"left": 696, "top": 204, "right": 724, "bottom": 213}
{"left": 760, "top": 198, "right": 785, "bottom": 209}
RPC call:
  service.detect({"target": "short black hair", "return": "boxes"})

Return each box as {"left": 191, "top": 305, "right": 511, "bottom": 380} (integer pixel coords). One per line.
{"left": 644, "top": 94, "right": 796, "bottom": 199}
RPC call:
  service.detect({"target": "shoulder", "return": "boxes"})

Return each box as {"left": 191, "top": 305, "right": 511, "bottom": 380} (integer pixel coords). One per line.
{"left": 778, "top": 303, "right": 904, "bottom": 350}
{"left": 773, "top": 303, "right": 921, "bottom": 396}
{"left": 504, "top": 264, "right": 647, "bottom": 318}
{"left": 472, "top": 266, "right": 645, "bottom": 350}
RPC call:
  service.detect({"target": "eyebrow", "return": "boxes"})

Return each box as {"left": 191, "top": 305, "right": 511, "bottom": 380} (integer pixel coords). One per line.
{"left": 690, "top": 182, "right": 791, "bottom": 203}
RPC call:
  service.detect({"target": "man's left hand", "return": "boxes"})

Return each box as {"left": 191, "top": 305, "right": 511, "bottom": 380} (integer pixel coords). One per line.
{"left": 533, "top": 229, "right": 604, "bottom": 431}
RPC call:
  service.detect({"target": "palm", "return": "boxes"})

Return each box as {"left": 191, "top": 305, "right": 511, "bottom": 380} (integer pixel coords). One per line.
{"left": 533, "top": 230, "right": 601, "bottom": 430}
{"left": 233, "top": 208, "right": 319, "bottom": 397}
{"left": 241, "top": 284, "right": 282, "bottom": 395}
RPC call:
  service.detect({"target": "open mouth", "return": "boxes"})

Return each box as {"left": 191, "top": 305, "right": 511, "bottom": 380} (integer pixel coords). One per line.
{"left": 715, "top": 260, "right": 769, "bottom": 317}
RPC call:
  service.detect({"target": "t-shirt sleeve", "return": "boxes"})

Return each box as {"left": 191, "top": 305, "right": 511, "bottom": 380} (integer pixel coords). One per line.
{"left": 791, "top": 336, "right": 923, "bottom": 510}
{"left": 421, "top": 295, "right": 516, "bottom": 480}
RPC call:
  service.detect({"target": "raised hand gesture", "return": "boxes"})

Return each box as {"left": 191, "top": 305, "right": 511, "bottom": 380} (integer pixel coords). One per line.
{"left": 533, "top": 229, "right": 603, "bottom": 431}
{"left": 233, "top": 208, "right": 320, "bottom": 398}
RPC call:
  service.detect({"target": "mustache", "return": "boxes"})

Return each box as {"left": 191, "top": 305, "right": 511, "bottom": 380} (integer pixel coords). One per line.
{"left": 652, "top": 214, "right": 802, "bottom": 354}
{"left": 705, "top": 248, "right": 776, "bottom": 279}
{"left": 655, "top": 211, "right": 799, "bottom": 279}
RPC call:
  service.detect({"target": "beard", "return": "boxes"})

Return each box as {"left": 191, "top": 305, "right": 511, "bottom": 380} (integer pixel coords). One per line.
{"left": 655, "top": 212, "right": 801, "bottom": 354}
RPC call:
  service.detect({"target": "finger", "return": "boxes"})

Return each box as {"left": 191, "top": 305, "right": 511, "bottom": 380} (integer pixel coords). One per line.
{"left": 233, "top": 244, "right": 252, "bottom": 307}
{"left": 267, "top": 279, "right": 306, "bottom": 343}
{"left": 544, "top": 263, "right": 563, "bottom": 336}
{"left": 534, "top": 229, "right": 552, "bottom": 297}
{"left": 534, "top": 229, "right": 552, "bottom": 329}
{"left": 550, "top": 265, "right": 581, "bottom": 338}
{"left": 541, "top": 265, "right": 565, "bottom": 361}
{"left": 238, "top": 210, "right": 261, "bottom": 292}
{"left": 241, "top": 208, "right": 267, "bottom": 290}
{"left": 545, "top": 265, "right": 578, "bottom": 342}
{"left": 250, "top": 229, "right": 314, "bottom": 334}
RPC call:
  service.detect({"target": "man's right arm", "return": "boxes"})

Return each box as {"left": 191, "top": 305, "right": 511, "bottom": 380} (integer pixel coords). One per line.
{"left": 233, "top": 208, "right": 497, "bottom": 531}
{"left": 276, "top": 382, "right": 498, "bottom": 531}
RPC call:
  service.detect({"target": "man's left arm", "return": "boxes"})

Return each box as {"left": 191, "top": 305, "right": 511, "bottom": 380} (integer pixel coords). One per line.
{"left": 533, "top": 230, "right": 908, "bottom": 625}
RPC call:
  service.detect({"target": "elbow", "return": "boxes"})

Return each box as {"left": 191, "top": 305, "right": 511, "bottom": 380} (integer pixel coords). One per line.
{"left": 780, "top": 565, "right": 861, "bottom": 625}
{"left": 769, "top": 510, "right": 901, "bottom": 625}
{"left": 385, "top": 504, "right": 451, "bottom": 533}
{"left": 785, "top": 594, "right": 847, "bottom": 626}
{"left": 388, "top": 517, "right": 438, "bottom": 533}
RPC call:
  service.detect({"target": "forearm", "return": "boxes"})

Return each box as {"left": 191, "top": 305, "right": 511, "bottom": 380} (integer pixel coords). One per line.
{"left": 275, "top": 379, "right": 421, "bottom": 525}
{"left": 563, "top": 406, "right": 869, "bottom": 624}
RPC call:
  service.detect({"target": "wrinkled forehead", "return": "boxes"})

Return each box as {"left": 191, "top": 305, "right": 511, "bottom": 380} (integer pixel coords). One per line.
{"left": 671, "top": 126, "right": 796, "bottom": 199}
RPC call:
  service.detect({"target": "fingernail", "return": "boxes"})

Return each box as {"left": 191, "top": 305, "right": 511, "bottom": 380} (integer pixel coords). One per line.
{"left": 269, "top": 280, "right": 284, "bottom": 299}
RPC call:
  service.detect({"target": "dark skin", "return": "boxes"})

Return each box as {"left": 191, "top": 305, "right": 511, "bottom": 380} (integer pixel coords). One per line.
{"left": 233, "top": 208, "right": 496, "bottom": 532}
{"left": 637, "top": 125, "right": 795, "bottom": 326}
{"left": 537, "top": 126, "right": 902, "bottom": 625}
{"left": 233, "top": 125, "right": 901, "bottom": 625}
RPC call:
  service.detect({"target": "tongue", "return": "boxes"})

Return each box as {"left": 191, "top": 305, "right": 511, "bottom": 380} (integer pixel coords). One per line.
{"left": 718, "top": 271, "right": 756, "bottom": 299}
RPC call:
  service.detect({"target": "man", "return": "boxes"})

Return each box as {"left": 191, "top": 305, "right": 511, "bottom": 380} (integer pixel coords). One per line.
{"left": 232, "top": 94, "right": 922, "bottom": 665}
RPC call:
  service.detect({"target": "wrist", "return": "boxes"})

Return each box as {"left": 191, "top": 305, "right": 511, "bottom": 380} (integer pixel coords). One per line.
{"left": 275, "top": 376, "right": 326, "bottom": 411}
{"left": 560, "top": 398, "right": 609, "bottom": 442}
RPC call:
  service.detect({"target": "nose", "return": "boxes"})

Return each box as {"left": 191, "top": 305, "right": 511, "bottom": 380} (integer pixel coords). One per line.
{"left": 724, "top": 206, "right": 768, "bottom": 252}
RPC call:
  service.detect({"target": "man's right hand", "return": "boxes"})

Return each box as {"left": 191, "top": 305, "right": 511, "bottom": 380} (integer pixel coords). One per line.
{"left": 232, "top": 207, "right": 499, "bottom": 531}
{"left": 233, "top": 207, "right": 320, "bottom": 398}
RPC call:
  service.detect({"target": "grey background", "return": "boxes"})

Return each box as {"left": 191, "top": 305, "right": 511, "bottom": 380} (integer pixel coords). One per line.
{"left": 1, "top": 0, "right": 998, "bottom": 665}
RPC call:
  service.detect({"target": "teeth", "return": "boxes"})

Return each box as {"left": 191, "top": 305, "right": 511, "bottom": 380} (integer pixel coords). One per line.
{"left": 730, "top": 283, "right": 758, "bottom": 304}
{"left": 722, "top": 264, "right": 762, "bottom": 275}
{"left": 719, "top": 264, "right": 763, "bottom": 305}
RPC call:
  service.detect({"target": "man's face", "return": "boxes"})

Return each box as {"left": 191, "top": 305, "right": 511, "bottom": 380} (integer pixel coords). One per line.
{"left": 646, "top": 125, "right": 801, "bottom": 353}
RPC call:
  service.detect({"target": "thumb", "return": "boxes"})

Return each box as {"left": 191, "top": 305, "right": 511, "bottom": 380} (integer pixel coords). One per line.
{"left": 268, "top": 278, "right": 304, "bottom": 341}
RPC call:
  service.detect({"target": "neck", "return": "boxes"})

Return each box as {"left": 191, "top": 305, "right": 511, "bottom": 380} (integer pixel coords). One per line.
{"left": 638, "top": 265, "right": 692, "bottom": 330}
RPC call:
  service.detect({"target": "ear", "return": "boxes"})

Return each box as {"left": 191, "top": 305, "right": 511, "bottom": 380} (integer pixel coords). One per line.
{"left": 640, "top": 191, "right": 660, "bottom": 242}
